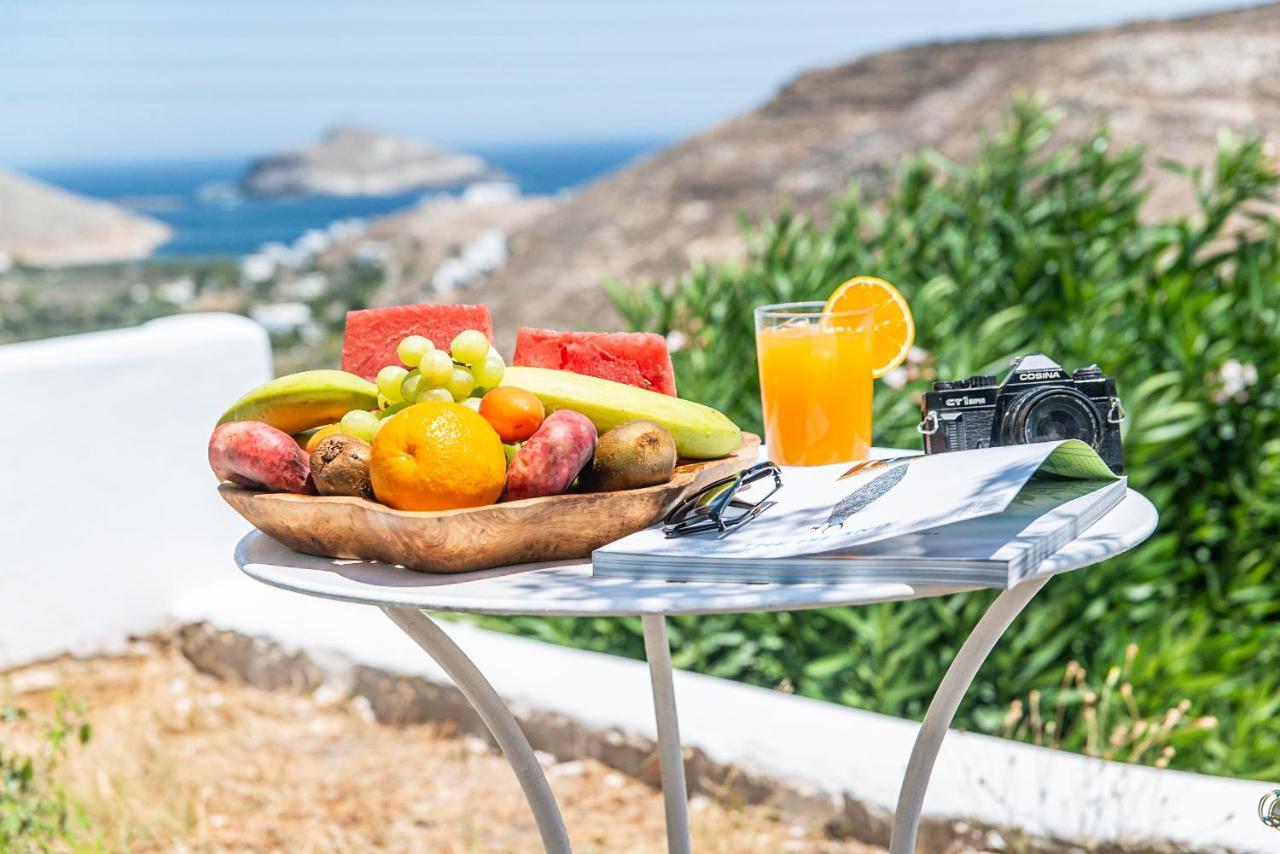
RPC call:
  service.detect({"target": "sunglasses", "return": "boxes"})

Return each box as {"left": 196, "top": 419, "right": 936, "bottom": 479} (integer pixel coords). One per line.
{"left": 662, "top": 461, "right": 782, "bottom": 538}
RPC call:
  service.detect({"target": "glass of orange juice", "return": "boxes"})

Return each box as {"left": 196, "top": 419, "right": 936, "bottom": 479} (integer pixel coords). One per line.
{"left": 754, "top": 301, "right": 874, "bottom": 466}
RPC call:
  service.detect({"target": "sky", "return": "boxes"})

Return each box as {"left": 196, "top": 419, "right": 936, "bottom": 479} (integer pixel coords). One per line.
{"left": 0, "top": 0, "right": 1257, "bottom": 167}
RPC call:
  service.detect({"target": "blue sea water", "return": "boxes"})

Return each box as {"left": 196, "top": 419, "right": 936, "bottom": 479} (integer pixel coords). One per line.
{"left": 28, "top": 138, "right": 664, "bottom": 260}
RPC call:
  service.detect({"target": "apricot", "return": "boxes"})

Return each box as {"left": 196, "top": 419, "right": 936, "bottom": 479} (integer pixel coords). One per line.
{"left": 478, "top": 387, "right": 545, "bottom": 443}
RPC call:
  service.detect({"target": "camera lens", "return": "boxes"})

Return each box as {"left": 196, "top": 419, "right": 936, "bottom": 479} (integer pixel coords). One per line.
{"left": 1000, "top": 388, "right": 1102, "bottom": 448}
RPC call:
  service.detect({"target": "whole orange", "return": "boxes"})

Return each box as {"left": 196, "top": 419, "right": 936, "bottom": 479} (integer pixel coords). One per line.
{"left": 478, "top": 387, "right": 545, "bottom": 443}
{"left": 370, "top": 401, "right": 506, "bottom": 511}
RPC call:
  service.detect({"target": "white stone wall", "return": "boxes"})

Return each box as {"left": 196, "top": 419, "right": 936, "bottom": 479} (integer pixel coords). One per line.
{"left": 0, "top": 313, "right": 270, "bottom": 665}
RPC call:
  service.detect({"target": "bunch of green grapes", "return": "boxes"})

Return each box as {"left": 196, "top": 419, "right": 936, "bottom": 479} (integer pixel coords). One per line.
{"left": 338, "top": 331, "right": 505, "bottom": 441}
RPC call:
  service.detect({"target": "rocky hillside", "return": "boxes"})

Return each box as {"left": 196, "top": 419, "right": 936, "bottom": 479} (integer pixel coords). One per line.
{"left": 242, "top": 125, "right": 497, "bottom": 197}
{"left": 364, "top": 190, "right": 556, "bottom": 309}
{"left": 0, "top": 169, "right": 171, "bottom": 267}
{"left": 457, "top": 3, "right": 1280, "bottom": 339}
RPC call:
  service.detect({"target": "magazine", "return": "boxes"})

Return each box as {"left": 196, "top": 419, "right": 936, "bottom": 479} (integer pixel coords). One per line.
{"left": 592, "top": 439, "right": 1126, "bottom": 587}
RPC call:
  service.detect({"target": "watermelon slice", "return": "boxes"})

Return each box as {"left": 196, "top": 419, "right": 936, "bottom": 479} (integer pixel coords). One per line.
{"left": 512, "top": 327, "right": 677, "bottom": 396}
{"left": 341, "top": 304, "right": 494, "bottom": 381}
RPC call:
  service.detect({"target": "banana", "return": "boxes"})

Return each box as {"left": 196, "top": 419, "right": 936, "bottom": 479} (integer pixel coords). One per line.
{"left": 217, "top": 370, "right": 379, "bottom": 435}
{"left": 500, "top": 366, "right": 742, "bottom": 459}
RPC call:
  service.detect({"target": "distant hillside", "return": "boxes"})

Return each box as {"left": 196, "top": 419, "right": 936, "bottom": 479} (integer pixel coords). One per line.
{"left": 450, "top": 3, "right": 1280, "bottom": 340}
{"left": 0, "top": 169, "right": 171, "bottom": 267}
{"left": 242, "top": 125, "right": 498, "bottom": 198}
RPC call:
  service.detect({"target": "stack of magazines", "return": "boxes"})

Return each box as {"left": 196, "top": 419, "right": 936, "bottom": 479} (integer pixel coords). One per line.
{"left": 592, "top": 439, "right": 1126, "bottom": 588}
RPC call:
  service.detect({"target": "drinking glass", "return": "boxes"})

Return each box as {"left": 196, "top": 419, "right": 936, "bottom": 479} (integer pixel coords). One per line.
{"left": 754, "top": 301, "right": 874, "bottom": 466}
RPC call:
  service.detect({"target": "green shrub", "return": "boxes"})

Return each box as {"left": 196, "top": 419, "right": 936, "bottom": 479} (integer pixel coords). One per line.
{"left": 1, "top": 695, "right": 92, "bottom": 850}
{"left": 480, "top": 100, "right": 1280, "bottom": 779}
{"left": 997, "top": 643, "right": 1218, "bottom": 767}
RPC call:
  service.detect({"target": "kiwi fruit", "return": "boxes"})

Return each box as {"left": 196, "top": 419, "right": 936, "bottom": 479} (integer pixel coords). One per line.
{"left": 584, "top": 419, "right": 678, "bottom": 492}
{"left": 310, "top": 434, "right": 375, "bottom": 500}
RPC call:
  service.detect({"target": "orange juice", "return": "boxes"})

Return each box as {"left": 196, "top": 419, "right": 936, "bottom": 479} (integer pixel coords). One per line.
{"left": 755, "top": 308, "right": 873, "bottom": 466}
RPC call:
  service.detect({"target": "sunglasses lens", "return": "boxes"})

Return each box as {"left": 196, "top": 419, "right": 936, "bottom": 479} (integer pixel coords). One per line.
{"left": 695, "top": 478, "right": 740, "bottom": 509}
{"left": 732, "top": 472, "right": 775, "bottom": 501}
{"left": 716, "top": 503, "right": 756, "bottom": 526}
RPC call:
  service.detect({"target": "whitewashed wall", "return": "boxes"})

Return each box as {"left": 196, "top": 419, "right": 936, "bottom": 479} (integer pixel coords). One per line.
{"left": 0, "top": 313, "right": 270, "bottom": 666}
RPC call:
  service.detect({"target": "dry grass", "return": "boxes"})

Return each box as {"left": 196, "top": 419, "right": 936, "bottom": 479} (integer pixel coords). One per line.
{"left": 2, "top": 642, "right": 881, "bottom": 853}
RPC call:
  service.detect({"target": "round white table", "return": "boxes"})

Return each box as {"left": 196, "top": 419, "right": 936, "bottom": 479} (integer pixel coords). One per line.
{"left": 235, "top": 488, "right": 1157, "bottom": 854}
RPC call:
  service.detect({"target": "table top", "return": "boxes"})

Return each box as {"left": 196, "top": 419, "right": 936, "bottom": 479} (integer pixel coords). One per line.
{"left": 235, "top": 488, "right": 1158, "bottom": 617}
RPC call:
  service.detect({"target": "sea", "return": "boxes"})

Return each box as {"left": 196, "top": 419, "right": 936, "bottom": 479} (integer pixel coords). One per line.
{"left": 27, "top": 138, "right": 664, "bottom": 260}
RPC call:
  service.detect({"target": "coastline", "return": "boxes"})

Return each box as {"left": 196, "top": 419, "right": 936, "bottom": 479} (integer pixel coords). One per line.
{"left": 23, "top": 138, "right": 666, "bottom": 261}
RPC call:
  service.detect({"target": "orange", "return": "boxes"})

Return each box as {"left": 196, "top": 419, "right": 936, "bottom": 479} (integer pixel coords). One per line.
{"left": 478, "top": 387, "right": 545, "bottom": 443}
{"left": 304, "top": 423, "right": 343, "bottom": 454}
{"left": 823, "top": 275, "right": 915, "bottom": 377}
{"left": 370, "top": 401, "right": 506, "bottom": 511}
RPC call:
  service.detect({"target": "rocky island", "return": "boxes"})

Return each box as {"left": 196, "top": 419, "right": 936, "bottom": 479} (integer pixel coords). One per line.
{"left": 0, "top": 168, "right": 171, "bottom": 267}
{"left": 240, "top": 125, "right": 498, "bottom": 198}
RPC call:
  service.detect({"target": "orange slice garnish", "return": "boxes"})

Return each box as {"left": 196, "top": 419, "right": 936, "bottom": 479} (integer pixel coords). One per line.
{"left": 823, "top": 275, "right": 915, "bottom": 378}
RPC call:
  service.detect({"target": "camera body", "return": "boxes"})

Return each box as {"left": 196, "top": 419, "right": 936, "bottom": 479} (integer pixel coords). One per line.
{"left": 918, "top": 354, "right": 1125, "bottom": 473}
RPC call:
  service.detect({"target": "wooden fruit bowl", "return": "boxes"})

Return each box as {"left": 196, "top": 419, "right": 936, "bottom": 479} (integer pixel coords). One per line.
{"left": 219, "top": 433, "right": 759, "bottom": 573}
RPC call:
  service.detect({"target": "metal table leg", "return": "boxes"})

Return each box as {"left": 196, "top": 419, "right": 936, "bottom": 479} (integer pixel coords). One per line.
{"left": 643, "top": 614, "right": 692, "bottom": 854}
{"left": 889, "top": 577, "right": 1050, "bottom": 854}
{"left": 383, "top": 607, "right": 572, "bottom": 854}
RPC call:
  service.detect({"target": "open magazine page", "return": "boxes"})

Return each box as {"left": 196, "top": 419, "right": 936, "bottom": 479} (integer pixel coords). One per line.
{"left": 838, "top": 478, "right": 1128, "bottom": 575}
{"left": 595, "top": 439, "right": 1118, "bottom": 563}
{"left": 845, "top": 477, "right": 1120, "bottom": 561}
{"left": 595, "top": 477, "right": 1127, "bottom": 586}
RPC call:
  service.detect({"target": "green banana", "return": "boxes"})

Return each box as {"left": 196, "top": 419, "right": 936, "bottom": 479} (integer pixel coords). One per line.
{"left": 217, "top": 370, "right": 378, "bottom": 435}
{"left": 501, "top": 366, "right": 742, "bottom": 459}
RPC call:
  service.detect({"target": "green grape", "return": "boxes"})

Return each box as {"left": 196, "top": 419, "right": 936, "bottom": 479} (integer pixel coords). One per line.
{"left": 419, "top": 387, "right": 453, "bottom": 403}
{"left": 473, "top": 351, "right": 506, "bottom": 389}
{"left": 420, "top": 349, "right": 454, "bottom": 386}
{"left": 379, "top": 401, "right": 409, "bottom": 420}
{"left": 450, "top": 329, "right": 490, "bottom": 366}
{"left": 400, "top": 370, "right": 426, "bottom": 403}
{"left": 376, "top": 392, "right": 390, "bottom": 410}
{"left": 340, "top": 409, "right": 379, "bottom": 442}
{"left": 376, "top": 365, "right": 409, "bottom": 402}
{"left": 444, "top": 366, "right": 476, "bottom": 401}
{"left": 396, "top": 335, "right": 434, "bottom": 368}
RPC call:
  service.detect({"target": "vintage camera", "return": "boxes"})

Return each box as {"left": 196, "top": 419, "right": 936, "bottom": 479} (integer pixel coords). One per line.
{"left": 918, "top": 354, "right": 1125, "bottom": 473}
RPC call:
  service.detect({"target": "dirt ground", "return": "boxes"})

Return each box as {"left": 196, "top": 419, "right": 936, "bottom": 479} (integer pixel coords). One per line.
{"left": 2, "top": 641, "right": 882, "bottom": 853}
